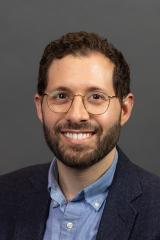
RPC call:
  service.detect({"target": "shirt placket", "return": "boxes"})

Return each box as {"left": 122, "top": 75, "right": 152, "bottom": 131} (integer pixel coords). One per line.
{"left": 59, "top": 201, "right": 84, "bottom": 240}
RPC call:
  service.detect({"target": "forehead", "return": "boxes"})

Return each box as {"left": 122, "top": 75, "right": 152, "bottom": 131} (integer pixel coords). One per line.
{"left": 47, "top": 53, "right": 115, "bottom": 93}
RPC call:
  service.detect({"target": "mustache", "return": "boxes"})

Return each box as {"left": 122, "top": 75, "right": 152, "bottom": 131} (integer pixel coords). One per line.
{"left": 55, "top": 121, "right": 101, "bottom": 133}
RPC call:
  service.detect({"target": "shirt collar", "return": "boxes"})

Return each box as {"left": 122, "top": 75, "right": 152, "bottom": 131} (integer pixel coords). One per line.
{"left": 48, "top": 158, "right": 66, "bottom": 208}
{"left": 48, "top": 149, "right": 118, "bottom": 211}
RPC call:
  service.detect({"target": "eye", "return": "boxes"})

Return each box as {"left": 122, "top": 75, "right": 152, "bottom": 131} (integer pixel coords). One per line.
{"left": 51, "top": 91, "right": 69, "bottom": 99}
{"left": 56, "top": 92, "right": 68, "bottom": 99}
{"left": 89, "top": 92, "right": 106, "bottom": 100}
{"left": 48, "top": 91, "right": 71, "bottom": 105}
{"left": 91, "top": 93, "right": 103, "bottom": 99}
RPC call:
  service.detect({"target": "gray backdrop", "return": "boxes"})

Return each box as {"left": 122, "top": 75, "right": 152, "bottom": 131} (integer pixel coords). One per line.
{"left": 0, "top": 0, "right": 160, "bottom": 175}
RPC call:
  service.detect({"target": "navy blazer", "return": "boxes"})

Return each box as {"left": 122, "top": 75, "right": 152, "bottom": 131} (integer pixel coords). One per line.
{"left": 1, "top": 148, "right": 160, "bottom": 240}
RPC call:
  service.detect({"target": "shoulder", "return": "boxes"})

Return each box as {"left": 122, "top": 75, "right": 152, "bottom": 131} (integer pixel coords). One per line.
{"left": 132, "top": 161, "right": 160, "bottom": 200}
{"left": 118, "top": 146, "right": 160, "bottom": 183}
{"left": 135, "top": 162, "right": 160, "bottom": 186}
{"left": 117, "top": 147, "right": 160, "bottom": 202}
{"left": 0, "top": 163, "right": 51, "bottom": 236}
{"left": 0, "top": 162, "right": 50, "bottom": 180}
{"left": 0, "top": 163, "right": 50, "bottom": 185}
{"left": 0, "top": 163, "right": 50, "bottom": 204}
{"left": 118, "top": 150, "right": 160, "bottom": 236}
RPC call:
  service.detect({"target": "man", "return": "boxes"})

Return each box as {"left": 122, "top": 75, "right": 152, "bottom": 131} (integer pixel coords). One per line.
{"left": 0, "top": 32, "right": 160, "bottom": 240}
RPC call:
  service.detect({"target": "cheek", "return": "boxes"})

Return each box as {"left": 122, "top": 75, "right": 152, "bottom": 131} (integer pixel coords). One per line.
{"left": 94, "top": 109, "right": 121, "bottom": 133}
{"left": 94, "top": 113, "right": 113, "bottom": 127}
{"left": 42, "top": 110, "right": 62, "bottom": 130}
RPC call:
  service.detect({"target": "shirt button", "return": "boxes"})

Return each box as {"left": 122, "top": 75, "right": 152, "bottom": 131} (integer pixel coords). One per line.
{"left": 66, "top": 222, "right": 73, "bottom": 229}
{"left": 94, "top": 201, "right": 100, "bottom": 208}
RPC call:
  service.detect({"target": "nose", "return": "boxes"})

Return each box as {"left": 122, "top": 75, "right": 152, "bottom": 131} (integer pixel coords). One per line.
{"left": 65, "top": 95, "right": 90, "bottom": 122}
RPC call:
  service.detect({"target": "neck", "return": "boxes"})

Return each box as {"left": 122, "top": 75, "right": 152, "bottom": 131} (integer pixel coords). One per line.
{"left": 56, "top": 147, "right": 116, "bottom": 201}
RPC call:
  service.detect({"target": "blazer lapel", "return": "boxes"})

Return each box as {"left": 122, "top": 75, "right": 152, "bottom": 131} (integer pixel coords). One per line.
{"left": 96, "top": 148, "right": 142, "bottom": 240}
{"left": 13, "top": 165, "right": 51, "bottom": 240}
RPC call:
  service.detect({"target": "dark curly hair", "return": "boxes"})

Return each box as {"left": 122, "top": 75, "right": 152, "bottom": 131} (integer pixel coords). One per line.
{"left": 37, "top": 31, "right": 131, "bottom": 100}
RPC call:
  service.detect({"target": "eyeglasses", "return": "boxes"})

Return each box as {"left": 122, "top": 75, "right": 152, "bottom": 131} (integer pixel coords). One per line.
{"left": 43, "top": 90, "right": 117, "bottom": 115}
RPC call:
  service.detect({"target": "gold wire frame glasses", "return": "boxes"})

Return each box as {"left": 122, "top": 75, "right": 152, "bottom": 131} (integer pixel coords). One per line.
{"left": 43, "top": 90, "right": 117, "bottom": 115}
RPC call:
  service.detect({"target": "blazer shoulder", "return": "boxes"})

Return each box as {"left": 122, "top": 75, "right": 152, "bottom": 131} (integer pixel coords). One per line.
{"left": 117, "top": 147, "right": 160, "bottom": 198}
{"left": 0, "top": 163, "right": 50, "bottom": 202}
{"left": 0, "top": 163, "right": 50, "bottom": 183}
{"left": 133, "top": 162, "right": 160, "bottom": 194}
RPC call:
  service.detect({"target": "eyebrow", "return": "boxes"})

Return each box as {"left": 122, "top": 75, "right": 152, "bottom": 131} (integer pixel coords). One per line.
{"left": 85, "top": 87, "right": 106, "bottom": 92}
{"left": 50, "top": 86, "right": 71, "bottom": 91}
{"left": 49, "top": 86, "right": 106, "bottom": 93}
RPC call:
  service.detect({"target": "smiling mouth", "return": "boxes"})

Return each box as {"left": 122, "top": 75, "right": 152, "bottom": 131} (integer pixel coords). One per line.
{"left": 63, "top": 132, "right": 93, "bottom": 140}
{"left": 60, "top": 129, "right": 96, "bottom": 141}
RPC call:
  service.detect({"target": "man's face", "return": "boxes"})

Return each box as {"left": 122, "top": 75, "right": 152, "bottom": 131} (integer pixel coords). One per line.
{"left": 35, "top": 53, "right": 133, "bottom": 170}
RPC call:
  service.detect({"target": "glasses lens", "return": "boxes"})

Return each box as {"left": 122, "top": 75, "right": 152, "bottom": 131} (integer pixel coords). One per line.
{"left": 84, "top": 92, "right": 110, "bottom": 114}
{"left": 46, "top": 93, "right": 72, "bottom": 113}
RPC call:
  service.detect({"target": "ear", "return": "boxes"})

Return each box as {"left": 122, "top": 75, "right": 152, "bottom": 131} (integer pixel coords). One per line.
{"left": 120, "top": 93, "right": 134, "bottom": 126}
{"left": 34, "top": 93, "right": 43, "bottom": 122}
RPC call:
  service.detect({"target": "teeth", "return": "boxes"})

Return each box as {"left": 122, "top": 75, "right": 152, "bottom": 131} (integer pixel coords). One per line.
{"left": 64, "top": 132, "right": 92, "bottom": 140}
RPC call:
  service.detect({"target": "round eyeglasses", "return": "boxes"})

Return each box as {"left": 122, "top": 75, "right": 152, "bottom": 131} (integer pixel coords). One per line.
{"left": 43, "top": 90, "right": 117, "bottom": 115}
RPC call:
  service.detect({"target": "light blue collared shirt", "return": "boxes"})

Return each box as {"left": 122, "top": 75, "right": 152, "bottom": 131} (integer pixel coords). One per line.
{"left": 43, "top": 150, "right": 118, "bottom": 240}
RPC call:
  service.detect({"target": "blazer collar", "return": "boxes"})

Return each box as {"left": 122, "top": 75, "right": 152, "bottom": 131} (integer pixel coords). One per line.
{"left": 96, "top": 147, "right": 143, "bottom": 240}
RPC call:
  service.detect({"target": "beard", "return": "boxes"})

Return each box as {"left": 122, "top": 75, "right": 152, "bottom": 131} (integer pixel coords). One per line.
{"left": 42, "top": 118, "right": 121, "bottom": 170}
